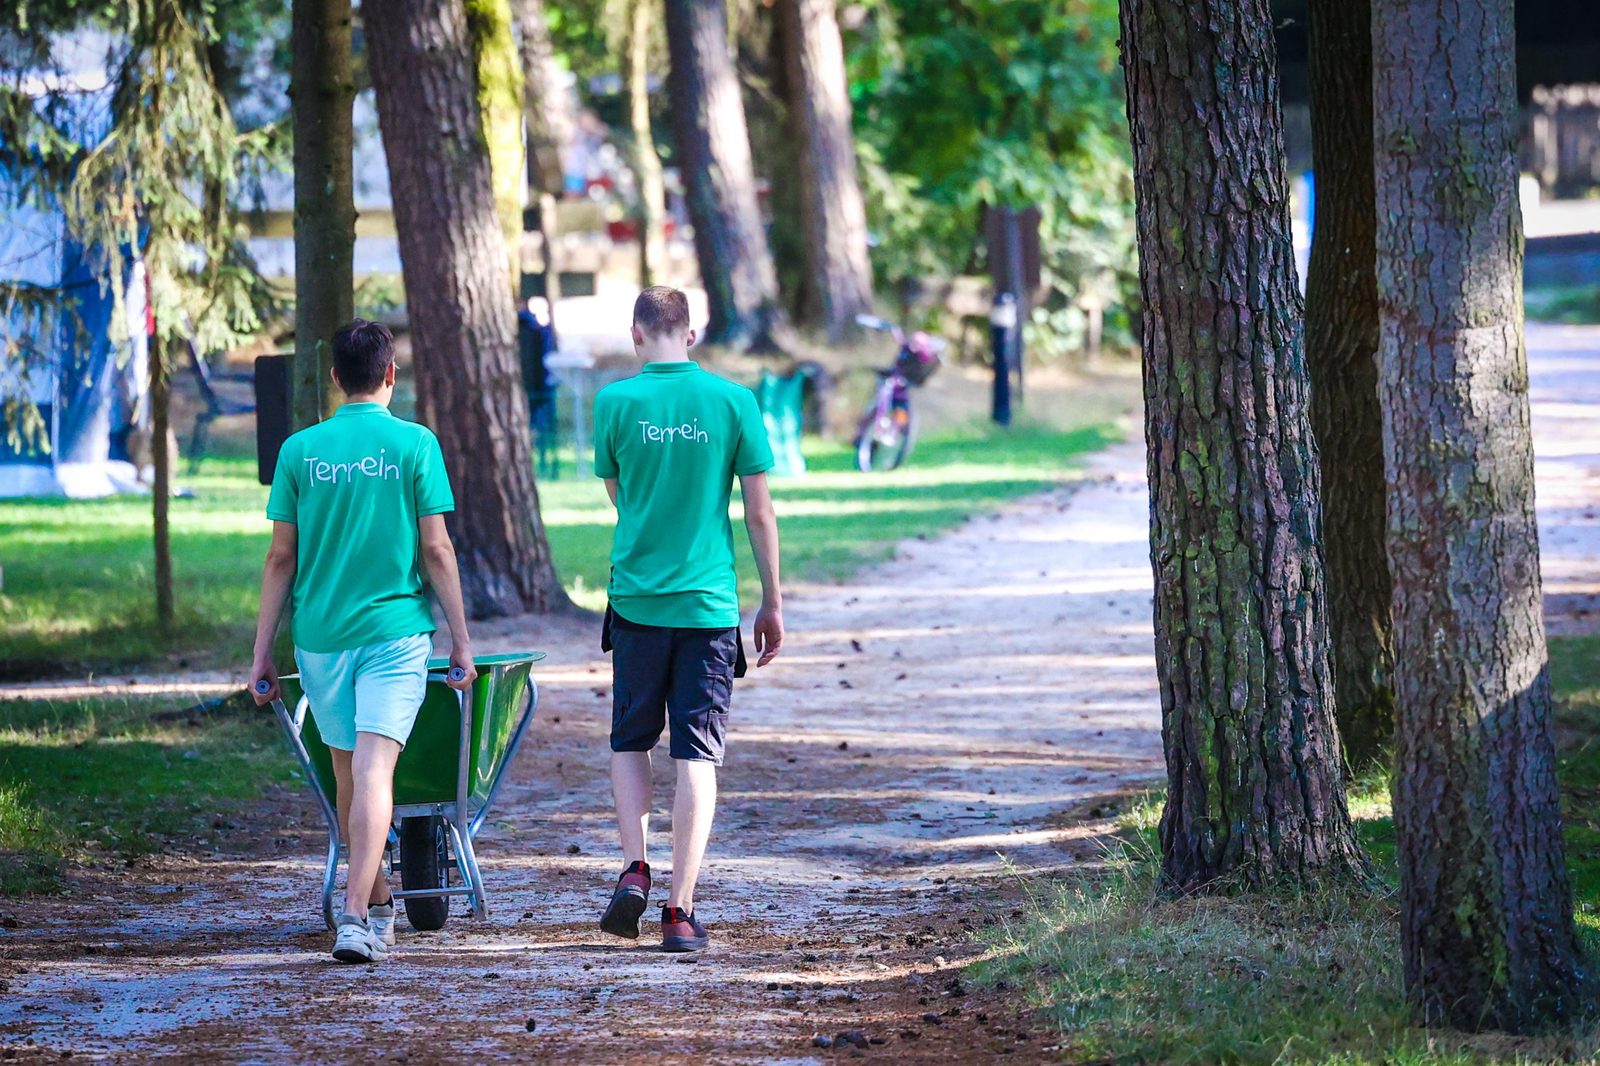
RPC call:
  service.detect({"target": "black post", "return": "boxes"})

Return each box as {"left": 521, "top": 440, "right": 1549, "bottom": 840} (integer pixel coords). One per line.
{"left": 1000, "top": 207, "right": 1026, "bottom": 406}
{"left": 990, "top": 292, "right": 1017, "bottom": 426}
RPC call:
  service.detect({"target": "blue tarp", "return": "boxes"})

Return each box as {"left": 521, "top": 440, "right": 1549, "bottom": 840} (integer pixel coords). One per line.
{"left": 0, "top": 63, "right": 149, "bottom": 497}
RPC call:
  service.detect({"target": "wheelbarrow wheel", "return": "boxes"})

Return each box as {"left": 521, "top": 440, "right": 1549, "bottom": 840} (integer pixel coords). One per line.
{"left": 398, "top": 815, "right": 450, "bottom": 931}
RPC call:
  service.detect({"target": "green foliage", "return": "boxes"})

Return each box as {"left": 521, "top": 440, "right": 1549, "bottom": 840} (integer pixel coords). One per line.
{"left": 1, "top": 0, "right": 279, "bottom": 458}
{"left": 845, "top": 0, "right": 1137, "bottom": 356}
{"left": 978, "top": 636, "right": 1600, "bottom": 1062}
{"left": 64, "top": 0, "right": 264, "bottom": 357}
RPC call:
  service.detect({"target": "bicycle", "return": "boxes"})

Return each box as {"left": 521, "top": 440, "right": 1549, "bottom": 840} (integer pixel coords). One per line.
{"left": 851, "top": 314, "right": 945, "bottom": 472}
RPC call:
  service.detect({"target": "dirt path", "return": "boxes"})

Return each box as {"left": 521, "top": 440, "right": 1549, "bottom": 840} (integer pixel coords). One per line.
{"left": 3, "top": 325, "right": 1597, "bottom": 1064}
{"left": 0, "top": 436, "right": 1163, "bottom": 1063}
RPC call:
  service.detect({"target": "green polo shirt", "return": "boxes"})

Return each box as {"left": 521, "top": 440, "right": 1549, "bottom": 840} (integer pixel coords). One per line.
{"left": 594, "top": 361, "right": 774, "bottom": 629}
{"left": 266, "top": 402, "right": 455, "bottom": 653}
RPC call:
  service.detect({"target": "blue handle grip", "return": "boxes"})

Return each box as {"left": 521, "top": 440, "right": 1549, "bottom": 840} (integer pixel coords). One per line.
{"left": 254, "top": 679, "right": 272, "bottom": 695}
{"left": 447, "top": 666, "right": 468, "bottom": 683}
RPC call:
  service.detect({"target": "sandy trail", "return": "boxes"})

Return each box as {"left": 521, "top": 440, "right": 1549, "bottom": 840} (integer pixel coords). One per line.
{"left": 2, "top": 325, "right": 1597, "bottom": 1063}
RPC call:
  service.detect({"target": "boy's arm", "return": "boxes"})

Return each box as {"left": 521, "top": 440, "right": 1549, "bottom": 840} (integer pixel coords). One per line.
{"left": 604, "top": 478, "right": 618, "bottom": 507}
{"left": 739, "top": 472, "right": 784, "bottom": 667}
{"left": 419, "top": 514, "right": 477, "bottom": 691}
{"left": 249, "top": 521, "right": 298, "bottom": 705}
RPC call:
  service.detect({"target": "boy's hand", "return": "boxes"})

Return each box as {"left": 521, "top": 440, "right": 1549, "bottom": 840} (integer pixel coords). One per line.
{"left": 446, "top": 644, "right": 477, "bottom": 692}
{"left": 753, "top": 604, "right": 784, "bottom": 667}
{"left": 249, "top": 659, "right": 279, "bottom": 706}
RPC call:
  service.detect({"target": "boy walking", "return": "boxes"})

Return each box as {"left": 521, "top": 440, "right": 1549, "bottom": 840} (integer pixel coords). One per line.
{"left": 249, "top": 319, "right": 476, "bottom": 964}
{"left": 595, "top": 287, "right": 784, "bottom": 952}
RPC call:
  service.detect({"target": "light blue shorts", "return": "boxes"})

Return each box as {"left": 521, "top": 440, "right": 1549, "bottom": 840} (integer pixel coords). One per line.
{"left": 294, "top": 633, "right": 432, "bottom": 751}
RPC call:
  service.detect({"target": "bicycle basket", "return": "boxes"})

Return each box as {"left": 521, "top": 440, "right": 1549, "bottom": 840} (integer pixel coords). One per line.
{"left": 895, "top": 345, "right": 940, "bottom": 386}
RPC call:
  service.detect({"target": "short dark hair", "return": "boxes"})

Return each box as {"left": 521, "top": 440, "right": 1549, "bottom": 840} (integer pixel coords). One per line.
{"left": 332, "top": 319, "right": 396, "bottom": 394}
{"left": 633, "top": 286, "right": 691, "bottom": 337}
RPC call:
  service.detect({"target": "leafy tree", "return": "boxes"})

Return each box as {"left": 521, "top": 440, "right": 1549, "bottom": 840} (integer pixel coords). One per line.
{"left": 21, "top": 0, "right": 266, "bottom": 632}
{"left": 845, "top": 0, "right": 1134, "bottom": 352}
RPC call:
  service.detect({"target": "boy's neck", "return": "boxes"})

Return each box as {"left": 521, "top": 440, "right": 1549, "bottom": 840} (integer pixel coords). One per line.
{"left": 640, "top": 350, "right": 692, "bottom": 364}
{"left": 341, "top": 390, "right": 392, "bottom": 408}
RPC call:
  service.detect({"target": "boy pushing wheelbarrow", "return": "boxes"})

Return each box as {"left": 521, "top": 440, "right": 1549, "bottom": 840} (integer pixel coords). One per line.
{"left": 249, "top": 319, "right": 476, "bottom": 964}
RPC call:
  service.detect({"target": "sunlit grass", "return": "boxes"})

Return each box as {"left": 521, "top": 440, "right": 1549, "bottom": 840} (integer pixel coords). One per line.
{"left": 0, "top": 692, "right": 295, "bottom": 894}
{"left": 979, "top": 635, "right": 1600, "bottom": 1063}
{"left": 0, "top": 419, "right": 1119, "bottom": 678}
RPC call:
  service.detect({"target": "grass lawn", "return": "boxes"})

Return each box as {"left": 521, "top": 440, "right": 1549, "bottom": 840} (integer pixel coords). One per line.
{"left": 0, "top": 692, "right": 294, "bottom": 895}
{"left": 1526, "top": 284, "right": 1600, "bottom": 326}
{"left": 978, "top": 634, "right": 1600, "bottom": 1063}
{"left": 0, "top": 416, "right": 1121, "bottom": 681}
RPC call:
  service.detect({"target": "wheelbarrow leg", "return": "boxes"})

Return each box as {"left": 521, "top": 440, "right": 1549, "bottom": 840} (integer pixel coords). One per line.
{"left": 321, "top": 833, "right": 340, "bottom": 932}
{"left": 446, "top": 817, "right": 488, "bottom": 920}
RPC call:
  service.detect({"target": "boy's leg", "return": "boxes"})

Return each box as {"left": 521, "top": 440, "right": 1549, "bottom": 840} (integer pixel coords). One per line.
{"left": 602, "top": 619, "right": 671, "bottom": 938}
{"left": 608, "top": 620, "right": 672, "bottom": 859}
{"left": 663, "top": 626, "right": 736, "bottom": 915}
{"left": 610, "top": 751, "right": 653, "bottom": 863}
{"left": 342, "top": 634, "right": 431, "bottom": 922}
{"left": 329, "top": 747, "right": 395, "bottom": 906}
{"left": 342, "top": 732, "right": 403, "bottom": 920}
{"left": 667, "top": 759, "right": 717, "bottom": 912}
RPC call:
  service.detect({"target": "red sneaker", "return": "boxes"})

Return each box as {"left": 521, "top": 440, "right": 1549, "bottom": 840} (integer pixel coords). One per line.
{"left": 660, "top": 906, "right": 709, "bottom": 952}
{"left": 600, "top": 861, "right": 651, "bottom": 939}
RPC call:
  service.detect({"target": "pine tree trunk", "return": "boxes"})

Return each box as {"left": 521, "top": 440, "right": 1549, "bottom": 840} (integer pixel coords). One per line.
{"left": 664, "top": 0, "right": 782, "bottom": 349}
{"left": 290, "top": 0, "right": 354, "bottom": 429}
{"left": 517, "top": 0, "right": 565, "bottom": 324}
{"left": 776, "top": 0, "right": 872, "bottom": 341}
{"left": 518, "top": 0, "right": 565, "bottom": 198}
{"left": 366, "top": 0, "right": 569, "bottom": 617}
{"left": 465, "top": 0, "right": 525, "bottom": 295}
{"left": 149, "top": 331, "right": 174, "bottom": 633}
{"left": 626, "top": 0, "right": 668, "bottom": 287}
{"left": 1373, "top": 0, "right": 1582, "bottom": 1031}
{"left": 1304, "top": 0, "right": 1392, "bottom": 770}
{"left": 1119, "top": 0, "right": 1366, "bottom": 890}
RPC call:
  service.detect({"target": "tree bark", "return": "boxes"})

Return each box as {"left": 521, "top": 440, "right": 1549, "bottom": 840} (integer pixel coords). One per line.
{"left": 625, "top": 0, "right": 668, "bottom": 288}
{"left": 366, "top": 0, "right": 569, "bottom": 617}
{"left": 1373, "top": 0, "right": 1583, "bottom": 1031}
{"left": 149, "top": 331, "right": 174, "bottom": 633}
{"left": 1305, "top": 0, "right": 1392, "bottom": 770}
{"left": 664, "top": 0, "right": 783, "bottom": 349}
{"left": 465, "top": 0, "right": 525, "bottom": 295}
{"left": 290, "top": 0, "right": 354, "bottom": 429}
{"left": 1118, "top": 0, "right": 1366, "bottom": 890}
{"left": 518, "top": 0, "right": 566, "bottom": 325}
{"left": 776, "top": 0, "right": 872, "bottom": 341}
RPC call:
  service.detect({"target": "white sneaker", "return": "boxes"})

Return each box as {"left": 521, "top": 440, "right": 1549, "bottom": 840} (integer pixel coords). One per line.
{"left": 368, "top": 902, "right": 396, "bottom": 947}
{"left": 332, "top": 914, "right": 388, "bottom": 964}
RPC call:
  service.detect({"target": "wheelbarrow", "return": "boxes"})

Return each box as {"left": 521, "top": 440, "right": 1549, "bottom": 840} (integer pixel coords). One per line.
{"left": 268, "top": 652, "right": 543, "bottom": 932}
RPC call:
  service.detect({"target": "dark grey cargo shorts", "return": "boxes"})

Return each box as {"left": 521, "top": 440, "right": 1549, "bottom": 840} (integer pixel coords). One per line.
{"left": 603, "top": 607, "right": 747, "bottom": 765}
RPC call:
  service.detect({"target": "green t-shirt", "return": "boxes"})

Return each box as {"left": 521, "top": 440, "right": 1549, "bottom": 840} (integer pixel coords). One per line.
{"left": 594, "top": 361, "right": 775, "bottom": 629}
{"left": 266, "top": 402, "right": 455, "bottom": 653}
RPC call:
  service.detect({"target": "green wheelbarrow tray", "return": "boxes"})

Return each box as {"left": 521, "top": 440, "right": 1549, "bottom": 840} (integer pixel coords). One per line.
{"left": 269, "top": 652, "right": 544, "bottom": 932}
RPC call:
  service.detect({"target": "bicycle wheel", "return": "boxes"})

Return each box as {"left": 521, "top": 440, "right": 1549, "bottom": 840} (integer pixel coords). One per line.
{"left": 855, "top": 402, "right": 916, "bottom": 472}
